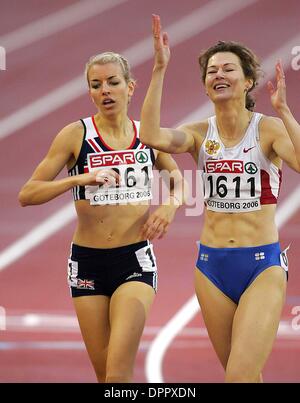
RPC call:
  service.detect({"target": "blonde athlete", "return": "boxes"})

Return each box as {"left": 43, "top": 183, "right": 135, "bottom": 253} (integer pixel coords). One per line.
{"left": 139, "top": 15, "right": 300, "bottom": 382}
{"left": 19, "top": 52, "right": 186, "bottom": 383}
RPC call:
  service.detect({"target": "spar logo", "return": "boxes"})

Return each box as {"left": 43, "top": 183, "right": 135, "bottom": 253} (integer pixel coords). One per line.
{"left": 88, "top": 151, "right": 135, "bottom": 168}
{"left": 136, "top": 151, "right": 148, "bottom": 163}
{"left": 206, "top": 160, "right": 244, "bottom": 173}
{"left": 245, "top": 162, "right": 257, "bottom": 174}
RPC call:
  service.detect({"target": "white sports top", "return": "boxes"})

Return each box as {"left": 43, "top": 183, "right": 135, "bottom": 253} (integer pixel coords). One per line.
{"left": 198, "top": 112, "right": 282, "bottom": 213}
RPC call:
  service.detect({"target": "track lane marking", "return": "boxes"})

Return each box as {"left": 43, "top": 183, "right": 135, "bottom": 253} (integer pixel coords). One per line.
{"left": 0, "top": 0, "right": 258, "bottom": 140}
{"left": 0, "top": 0, "right": 128, "bottom": 53}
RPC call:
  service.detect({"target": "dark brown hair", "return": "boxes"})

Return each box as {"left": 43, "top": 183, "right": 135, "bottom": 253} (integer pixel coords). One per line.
{"left": 198, "top": 41, "right": 262, "bottom": 111}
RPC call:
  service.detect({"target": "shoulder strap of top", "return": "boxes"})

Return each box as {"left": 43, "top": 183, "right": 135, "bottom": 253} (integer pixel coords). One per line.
{"left": 81, "top": 116, "right": 98, "bottom": 139}
{"left": 133, "top": 120, "right": 140, "bottom": 138}
{"left": 252, "top": 112, "right": 263, "bottom": 141}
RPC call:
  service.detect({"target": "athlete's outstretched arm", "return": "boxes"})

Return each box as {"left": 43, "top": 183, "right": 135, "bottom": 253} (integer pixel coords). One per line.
{"left": 268, "top": 61, "right": 300, "bottom": 173}
{"left": 139, "top": 14, "right": 195, "bottom": 154}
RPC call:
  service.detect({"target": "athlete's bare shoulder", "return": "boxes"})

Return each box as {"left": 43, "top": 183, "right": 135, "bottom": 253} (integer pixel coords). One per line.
{"left": 58, "top": 120, "right": 85, "bottom": 139}
{"left": 259, "top": 114, "right": 286, "bottom": 143}
{"left": 49, "top": 120, "right": 85, "bottom": 170}
{"left": 54, "top": 120, "right": 85, "bottom": 151}
{"left": 260, "top": 114, "right": 285, "bottom": 133}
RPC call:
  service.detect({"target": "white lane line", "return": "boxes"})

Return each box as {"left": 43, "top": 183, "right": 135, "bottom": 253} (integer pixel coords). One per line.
{"left": 0, "top": 340, "right": 155, "bottom": 351}
{"left": 3, "top": 337, "right": 300, "bottom": 352}
{"left": 2, "top": 326, "right": 300, "bottom": 353}
{"left": 275, "top": 185, "right": 300, "bottom": 228}
{"left": 2, "top": 311, "right": 299, "bottom": 338}
{"left": 0, "top": 0, "right": 128, "bottom": 53}
{"left": 145, "top": 295, "right": 199, "bottom": 383}
{"left": 124, "top": 0, "right": 258, "bottom": 66}
{"left": 0, "top": 76, "right": 87, "bottom": 141}
{"left": 0, "top": 204, "right": 75, "bottom": 272}
{"left": 145, "top": 35, "right": 300, "bottom": 382}
{"left": 0, "top": 0, "right": 258, "bottom": 141}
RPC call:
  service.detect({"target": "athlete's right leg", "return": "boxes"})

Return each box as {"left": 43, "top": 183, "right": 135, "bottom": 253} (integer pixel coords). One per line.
{"left": 72, "top": 295, "right": 110, "bottom": 382}
{"left": 194, "top": 268, "right": 237, "bottom": 370}
{"left": 105, "top": 281, "right": 155, "bottom": 383}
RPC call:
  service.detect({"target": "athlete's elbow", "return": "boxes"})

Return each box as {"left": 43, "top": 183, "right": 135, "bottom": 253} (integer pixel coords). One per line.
{"left": 140, "top": 134, "right": 157, "bottom": 150}
{"left": 18, "top": 189, "right": 30, "bottom": 207}
{"left": 18, "top": 194, "right": 28, "bottom": 207}
{"left": 139, "top": 124, "right": 156, "bottom": 147}
{"left": 18, "top": 184, "right": 36, "bottom": 207}
{"left": 139, "top": 130, "right": 151, "bottom": 146}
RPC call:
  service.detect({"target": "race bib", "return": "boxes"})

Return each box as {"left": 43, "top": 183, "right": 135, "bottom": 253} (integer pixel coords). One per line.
{"left": 135, "top": 243, "right": 157, "bottom": 272}
{"left": 203, "top": 159, "right": 261, "bottom": 213}
{"left": 67, "top": 258, "right": 78, "bottom": 287}
{"left": 86, "top": 149, "right": 153, "bottom": 205}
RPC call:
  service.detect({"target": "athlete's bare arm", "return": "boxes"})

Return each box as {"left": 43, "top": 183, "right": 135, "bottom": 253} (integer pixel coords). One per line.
{"left": 267, "top": 60, "right": 300, "bottom": 173}
{"left": 140, "top": 15, "right": 196, "bottom": 154}
{"left": 18, "top": 121, "right": 119, "bottom": 206}
{"left": 261, "top": 117, "right": 300, "bottom": 173}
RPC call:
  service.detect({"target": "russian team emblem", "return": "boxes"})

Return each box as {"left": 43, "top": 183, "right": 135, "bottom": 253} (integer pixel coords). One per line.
{"left": 205, "top": 140, "right": 221, "bottom": 156}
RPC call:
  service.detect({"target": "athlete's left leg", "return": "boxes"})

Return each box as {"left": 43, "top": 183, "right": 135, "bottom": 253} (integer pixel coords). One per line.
{"left": 225, "top": 266, "right": 287, "bottom": 383}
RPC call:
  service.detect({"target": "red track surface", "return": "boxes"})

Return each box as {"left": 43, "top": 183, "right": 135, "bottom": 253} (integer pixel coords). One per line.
{"left": 0, "top": 0, "right": 299, "bottom": 382}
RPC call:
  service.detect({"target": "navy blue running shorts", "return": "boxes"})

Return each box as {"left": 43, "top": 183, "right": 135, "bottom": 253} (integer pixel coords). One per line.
{"left": 67, "top": 240, "right": 158, "bottom": 297}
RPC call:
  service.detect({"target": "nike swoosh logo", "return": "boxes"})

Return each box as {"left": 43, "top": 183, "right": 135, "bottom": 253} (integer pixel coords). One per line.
{"left": 243, "top": 146, "right": 256, "bottom": 153}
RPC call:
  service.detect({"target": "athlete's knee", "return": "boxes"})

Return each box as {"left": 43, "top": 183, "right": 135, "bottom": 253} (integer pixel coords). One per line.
{"left": 225, "top": 365, "right": 261, "bottom": 383}
{"left": 105, "top": 370, "right": 132, "bottom": 383}
{"left": 105, "top": 360, "right": 133, "bottom": 383}
{"left": 86, "top": 355, "right": 106, "bottom": 382}
{"left": 96, "top": 372, "right": 106, "bottom": 383}
{"left": 93, "top": 366, "right": 106, "bottom": 383}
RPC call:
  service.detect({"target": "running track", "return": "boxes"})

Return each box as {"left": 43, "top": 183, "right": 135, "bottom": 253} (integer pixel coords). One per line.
{"left": 0, "top": 0, "right": 299, "bottom": 382}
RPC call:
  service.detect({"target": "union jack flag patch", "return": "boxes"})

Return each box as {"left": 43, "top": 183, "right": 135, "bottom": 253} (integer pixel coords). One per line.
{"left": 77, "top": 278, "right": 95, "bottom": 290}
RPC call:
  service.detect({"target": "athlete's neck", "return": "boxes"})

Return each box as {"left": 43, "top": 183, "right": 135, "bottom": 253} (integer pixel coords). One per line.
{"left": 215, "top": 104, "right": 253, "bottom": 141}
{"left": 94, "top": 113, "right": 132, "bottom": 139}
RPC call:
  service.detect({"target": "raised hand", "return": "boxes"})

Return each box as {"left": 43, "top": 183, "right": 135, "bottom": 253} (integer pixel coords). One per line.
{"left": 267, "top": 60, "right": 288, "bottom": 113}
{"left": 152, "top": 14, "right": 170, "bottom": 70}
